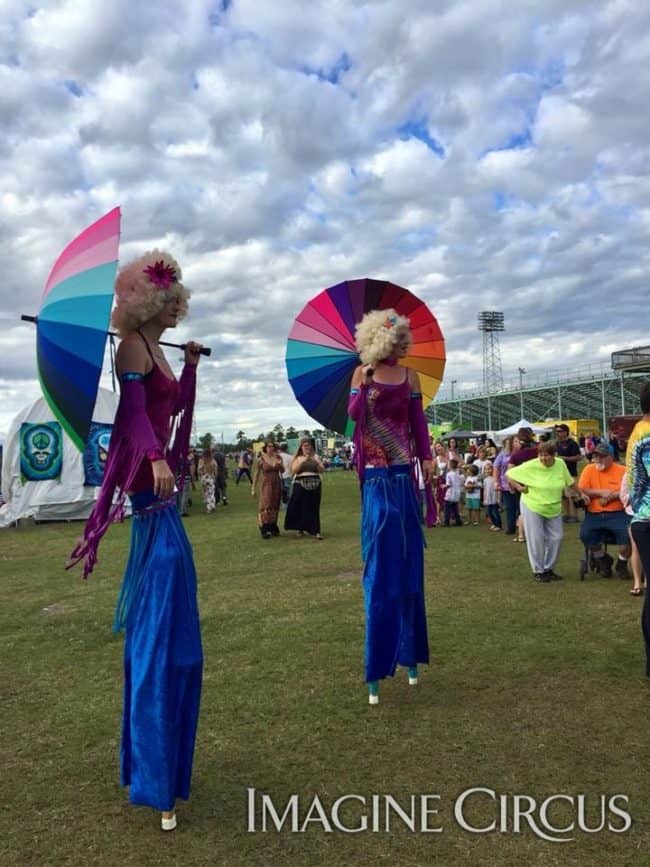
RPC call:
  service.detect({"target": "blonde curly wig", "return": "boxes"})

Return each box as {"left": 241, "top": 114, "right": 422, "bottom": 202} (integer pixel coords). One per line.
{"left": 111, "top": 249, "right": 190, "bottom": 336}
{"left": 354, "top": 308, "right": 412, "bottom": 366}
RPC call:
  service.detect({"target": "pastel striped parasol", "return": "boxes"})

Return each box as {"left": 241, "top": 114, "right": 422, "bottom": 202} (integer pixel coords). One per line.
{"left": 28, "top": 208, "right": 121, "bottom": 451}
{"left": 286, "top": 278, "right": 445, "bottom": 435}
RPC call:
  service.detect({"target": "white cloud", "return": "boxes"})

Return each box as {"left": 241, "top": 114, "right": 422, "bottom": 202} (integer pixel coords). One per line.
{"left": 1, "top": 0, "right": 649, "bottom": 438}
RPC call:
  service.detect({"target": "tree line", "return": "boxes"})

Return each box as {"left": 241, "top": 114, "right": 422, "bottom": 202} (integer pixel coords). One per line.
{"left": 195, "top": 424, "right": 341, "bottom": 453}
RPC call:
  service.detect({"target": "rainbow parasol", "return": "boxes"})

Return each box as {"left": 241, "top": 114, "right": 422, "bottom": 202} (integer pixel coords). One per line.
{"left": 286, "top": 278, "right": 445, "bottom": 435}
{"left": 34, "top": 207, "right": 121, "bottom": 451}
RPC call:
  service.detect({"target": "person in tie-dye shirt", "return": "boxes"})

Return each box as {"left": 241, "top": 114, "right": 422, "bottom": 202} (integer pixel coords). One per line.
{"left": 626, "top": 382, "right": 650, "bottom": 675}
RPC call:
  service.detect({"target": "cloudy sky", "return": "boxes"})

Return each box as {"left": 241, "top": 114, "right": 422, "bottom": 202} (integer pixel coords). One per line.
{"left": 1, "top": 0, "right": 649, "bottom": 440}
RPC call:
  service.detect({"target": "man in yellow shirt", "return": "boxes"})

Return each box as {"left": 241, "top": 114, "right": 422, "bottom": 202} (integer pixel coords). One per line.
{"left": 578, "top": 443, "right": 630, "bottom": 578}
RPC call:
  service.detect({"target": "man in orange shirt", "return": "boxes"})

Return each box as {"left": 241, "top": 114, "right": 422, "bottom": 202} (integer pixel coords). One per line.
{"left": 578, "top": 443, "right": 630, "bottom": 577}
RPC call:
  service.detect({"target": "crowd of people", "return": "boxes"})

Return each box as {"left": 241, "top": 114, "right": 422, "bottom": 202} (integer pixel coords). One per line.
{"left": 429, "top": 424, "right": 645, "bottom": 592}
{"left": 184, "top": 421, "right": 642, "bottom": 597}
{"left": 185, "top": 440, "right": 325, "bottom": 540}
{"left": 180, "top": 420, "right": 640, "bottom": 597}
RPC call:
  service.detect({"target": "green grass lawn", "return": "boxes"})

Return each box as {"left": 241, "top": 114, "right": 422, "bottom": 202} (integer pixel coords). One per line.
{"left": 2, "top": 471, "right": 649, "bottom": 866}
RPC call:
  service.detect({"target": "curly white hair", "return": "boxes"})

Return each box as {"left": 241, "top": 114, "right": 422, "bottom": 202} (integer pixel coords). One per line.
{"left": 354, "top": 308, "right": 412, "bottom": 366}
{"left": 111, "top": 249, "right": 190, "bottom": 336}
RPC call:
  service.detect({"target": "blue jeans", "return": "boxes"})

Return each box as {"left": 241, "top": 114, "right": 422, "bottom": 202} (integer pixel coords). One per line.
{"left": 487, "top": 503, "right": 502, "bottom": 528}
{"left": 580, "top": 510, "right": 630, "bottom": 547}
{"left": 501, "top": 490, "right": 520, "bottom": 534}
{"left": 444, "top": 501, "right": 462, "bottom": 526}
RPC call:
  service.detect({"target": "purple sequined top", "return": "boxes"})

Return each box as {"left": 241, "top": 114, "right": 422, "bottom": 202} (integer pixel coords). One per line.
{"left": 363, "top": 377, "right": 412, "bottom": 466}
{"left": 347, "top": 367, "right": 432, "bottom": 483}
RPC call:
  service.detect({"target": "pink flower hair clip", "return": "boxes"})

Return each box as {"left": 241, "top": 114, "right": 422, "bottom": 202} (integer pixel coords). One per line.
{"left": 383, "top": 315, "right": 398, "bottom": 329}
{"left": 144, "top": 260, "right": 178, "bottom": 290}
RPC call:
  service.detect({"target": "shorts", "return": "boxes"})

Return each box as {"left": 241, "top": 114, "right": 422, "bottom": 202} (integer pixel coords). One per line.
{"left": 466, "top": 494, "right": 481, "bottom": 510}
{"left": 580, "top": 510, "right": 631, "bottom": 547}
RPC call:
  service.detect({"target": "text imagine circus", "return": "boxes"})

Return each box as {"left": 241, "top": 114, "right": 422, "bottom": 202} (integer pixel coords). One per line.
{"left": 246, "top": 788, "right": 631, "bottom": 843}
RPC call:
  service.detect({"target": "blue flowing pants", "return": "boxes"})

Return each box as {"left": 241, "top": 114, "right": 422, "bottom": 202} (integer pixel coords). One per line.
{"left": 115, "top": 492, "right": 203, "bottom": 812}
{"left": 361, "top": 466, "right": 429, "bottom": 682}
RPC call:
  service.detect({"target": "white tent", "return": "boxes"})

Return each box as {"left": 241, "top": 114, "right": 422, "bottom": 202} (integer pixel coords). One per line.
{"left": 495, "top": 418, "right": 554, "bottom": 439}
{"left": 0, "top": 388, "right": 121, "bottom": 527}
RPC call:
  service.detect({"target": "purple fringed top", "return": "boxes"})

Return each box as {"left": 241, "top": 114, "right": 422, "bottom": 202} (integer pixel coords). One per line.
{"left": 68, "top": 360, "right": 196, "bottom": 578}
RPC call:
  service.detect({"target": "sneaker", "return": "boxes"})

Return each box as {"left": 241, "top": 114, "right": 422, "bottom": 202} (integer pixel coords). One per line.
{"left": 595, "top": 552, "right": 614, "bottom": 578}
{"left": 534, "top": 572, "right": 551, "bottom": 582}
{"left": 615, "top": 559, "right": 629, "bottom": 579}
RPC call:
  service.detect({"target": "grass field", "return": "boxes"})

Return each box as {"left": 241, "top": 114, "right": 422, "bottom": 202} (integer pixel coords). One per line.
{"left": 2, "top": 471, "right": 650, "bottom": 866}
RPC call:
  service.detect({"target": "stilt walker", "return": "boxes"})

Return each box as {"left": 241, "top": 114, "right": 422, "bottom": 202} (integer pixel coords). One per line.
{"left": 68, "top": 250, "right": 204, "bottom": 831}
{"left": 348, "top": 309, "right": 434, "bottom": 705}
{"left": 285, "top": 279, "right": 446, "bottom": 703}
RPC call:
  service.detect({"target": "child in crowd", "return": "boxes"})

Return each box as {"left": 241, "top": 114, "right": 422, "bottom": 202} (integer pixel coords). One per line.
{"left": 435, "top": 472, "right": 447, "bottom": 525}
{"left": 482, "top": 460, "right": 502, "bottom": 531}
{"left": 464, "top": 464, "right": 482, "bottom": 525}
{"left": 444, "top": 459, "right": 463, "bottom": 526}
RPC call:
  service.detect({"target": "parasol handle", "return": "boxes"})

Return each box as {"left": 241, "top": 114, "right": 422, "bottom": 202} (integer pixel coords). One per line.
{"left": 157, "top": 337, "right": 212, "bottom": 357}
{"left": 20, "top": 315, "right": 212, "bottom": 356}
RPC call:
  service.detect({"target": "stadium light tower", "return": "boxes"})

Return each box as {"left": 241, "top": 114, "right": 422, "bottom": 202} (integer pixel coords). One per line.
{"left": 478, "top": 311, "right": 505, "bottom": 394}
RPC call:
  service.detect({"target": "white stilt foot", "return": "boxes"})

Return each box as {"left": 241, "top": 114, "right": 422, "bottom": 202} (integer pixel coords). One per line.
{"left": 161, "top": 813, "right": 177, "bottom": 832}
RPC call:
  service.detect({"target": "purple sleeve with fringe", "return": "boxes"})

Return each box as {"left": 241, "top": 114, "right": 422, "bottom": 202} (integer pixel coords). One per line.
{"left": 67, "top": 365, "right": 196, "bottom": 579}
{"left": 167, "top": 364, "right": 196, "bottom": 482}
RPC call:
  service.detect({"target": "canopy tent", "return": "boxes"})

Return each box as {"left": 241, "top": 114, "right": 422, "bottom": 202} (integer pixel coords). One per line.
{"left": 0, "top": 388, "right": 122, "bottom": 527}
{"left": 495, "top": 418, "right": 554, "bottom": 438}
{"left": 440, "top": 429, "right": 477, "bottom": 441}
